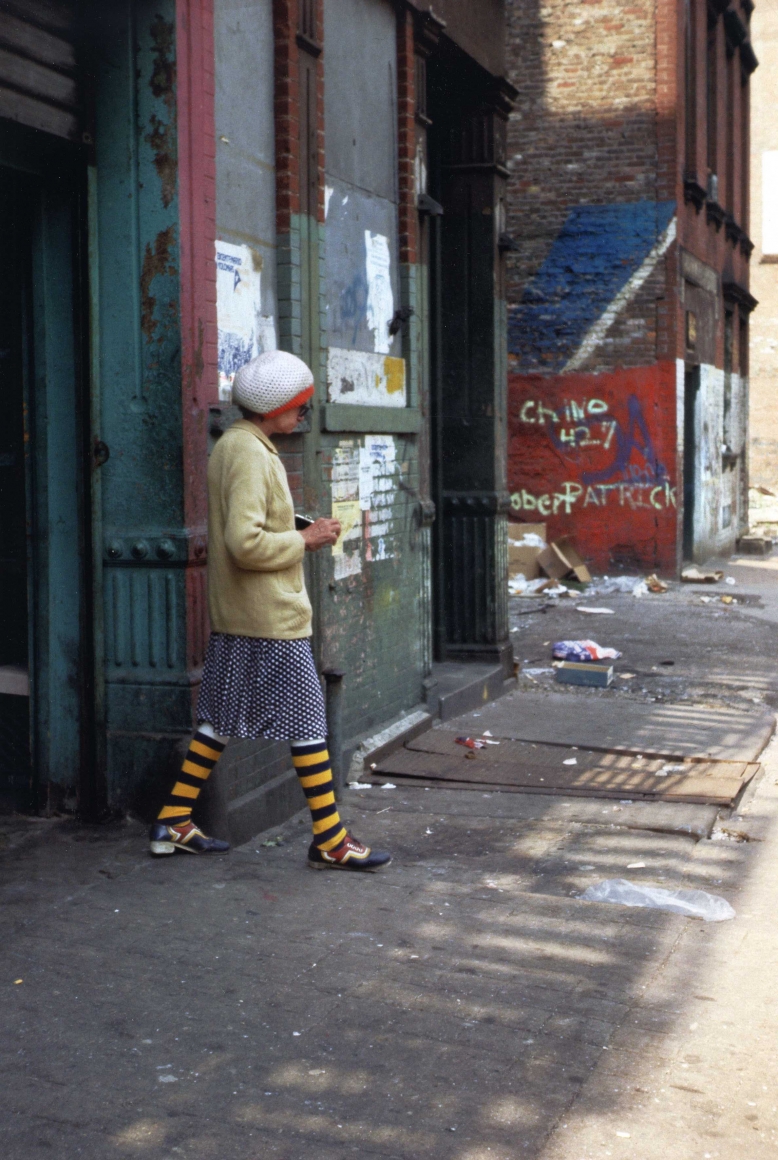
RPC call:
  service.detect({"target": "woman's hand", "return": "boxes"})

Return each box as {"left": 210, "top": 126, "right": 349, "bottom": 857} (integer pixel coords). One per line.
{"left": 300, "top": 518, "right": 341, "bottom": 551}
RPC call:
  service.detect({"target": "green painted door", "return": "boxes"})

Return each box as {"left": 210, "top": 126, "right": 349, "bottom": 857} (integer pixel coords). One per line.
{"left": 0, "top": 125, "right": 93, "bottom": 814}
{"left": 0, "top": 174, "right": 33, "bottom": 810}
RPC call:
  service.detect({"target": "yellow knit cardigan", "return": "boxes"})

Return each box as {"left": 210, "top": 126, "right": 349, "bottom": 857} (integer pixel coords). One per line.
{"left": 206, "top": 419, "right": 312, "bottom": 639}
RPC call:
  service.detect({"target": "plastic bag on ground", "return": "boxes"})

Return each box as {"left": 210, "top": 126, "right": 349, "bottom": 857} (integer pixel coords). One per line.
{"left": 586, "top": 575, "right": 641, "bottom": 596}
{"left": 509, "top": 574, "right": 568, "bottom": 597}
{"left": 580, "top": 878, "right": 735, "bottom": 921}
{"left": 552, "top": 639, "right": 622, "bottom": 661}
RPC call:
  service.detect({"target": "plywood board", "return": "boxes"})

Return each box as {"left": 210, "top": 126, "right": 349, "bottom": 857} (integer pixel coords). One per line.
{"left": 442, "top": 693, "right": 775, "bottom": 762}
{"left": 372, "top": 733, "right": 759, "bottom": 807}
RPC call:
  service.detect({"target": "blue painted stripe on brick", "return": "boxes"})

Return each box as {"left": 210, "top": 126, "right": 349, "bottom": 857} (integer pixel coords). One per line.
{"left": 508, "top": 200, "right": 676, "bottom": 372}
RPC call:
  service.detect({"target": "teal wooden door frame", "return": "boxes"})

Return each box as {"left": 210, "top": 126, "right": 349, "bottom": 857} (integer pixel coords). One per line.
{"left": 0, "top": 122, "right": 99, "bottom": 814}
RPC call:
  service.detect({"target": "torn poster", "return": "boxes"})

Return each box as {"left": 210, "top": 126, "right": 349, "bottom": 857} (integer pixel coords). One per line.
{"left": 364, "top": 434, "right": 396, "bottom": 465}
{"left": 358, "top": 447, "right": 374, "bottom": 511}
{"left": 331, "top": 442, "right": 359, "bottom": 502}
{"left": 215, "top": 241, "right": 276, "bottom": 402}
{"left": 331, "top": 497, "right": 361, "bottom": 581}
{"left": 364, "top": 231, "right": 393, "bottom": 354}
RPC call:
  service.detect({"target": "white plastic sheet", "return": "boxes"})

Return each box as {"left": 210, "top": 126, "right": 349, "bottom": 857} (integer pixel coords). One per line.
{"left": 580, "top": 878, "right": 735, "bottom": 921}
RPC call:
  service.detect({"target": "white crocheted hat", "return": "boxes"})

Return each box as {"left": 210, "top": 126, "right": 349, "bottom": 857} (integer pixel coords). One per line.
{"left": 232, "top": 350, "right": 315, "bottom": 417}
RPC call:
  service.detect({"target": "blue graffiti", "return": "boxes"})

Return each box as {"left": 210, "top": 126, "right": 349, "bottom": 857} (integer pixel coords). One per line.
{"left": 543, "top": 393, "right": 669, "bottom": 486}
{"left": 339, "top": 273, "right": 369, "bottom": 346}
{"left": 508, "top": 200, "right": 676, "bottom": 372}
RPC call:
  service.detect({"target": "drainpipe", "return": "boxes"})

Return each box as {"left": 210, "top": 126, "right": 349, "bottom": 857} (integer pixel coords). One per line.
{"left": 322, "top": 669, "right": 345, "bottom": 799}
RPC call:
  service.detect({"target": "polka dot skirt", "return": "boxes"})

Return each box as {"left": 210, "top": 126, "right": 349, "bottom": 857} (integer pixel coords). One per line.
{"left": 196, "top": 633, "right": 328, "bottom": 741}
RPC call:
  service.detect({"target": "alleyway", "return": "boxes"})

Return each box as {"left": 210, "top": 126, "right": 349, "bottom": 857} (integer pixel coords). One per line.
{"left": 3, "top": 554, "right": 778, "bottom": 1160}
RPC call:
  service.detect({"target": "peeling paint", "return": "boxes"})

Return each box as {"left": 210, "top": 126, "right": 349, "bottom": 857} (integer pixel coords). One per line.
{"left": 145, "top": 113, "right": 177, "bottom": 209}
{"left": 144, "top": 15, "right": 177, "bottom": 208}
{"left": 149, "top": 15, "right": 176, "bottom": 112}
{"left": 140, "top": 226, "right": 176, "bottom": 342}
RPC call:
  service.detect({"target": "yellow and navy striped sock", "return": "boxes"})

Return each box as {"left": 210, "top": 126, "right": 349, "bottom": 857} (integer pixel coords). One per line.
{"left": 157, "top": 729, "right": 226, "bottom": 826}
{"left": 291, "top": 739, "right": 347, "bottom": 852}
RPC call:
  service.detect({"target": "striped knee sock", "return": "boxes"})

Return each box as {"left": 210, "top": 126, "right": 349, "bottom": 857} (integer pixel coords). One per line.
{"left": 157, "top": 727, "right": 227, "bottom": 826}
{"left": 291, "top": 739, "right": 347, "bottom": 851}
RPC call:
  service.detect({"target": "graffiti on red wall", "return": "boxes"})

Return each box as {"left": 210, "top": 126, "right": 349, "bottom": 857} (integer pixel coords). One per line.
{"left": 508, "top": 364, "right": 678, "bottom": 571}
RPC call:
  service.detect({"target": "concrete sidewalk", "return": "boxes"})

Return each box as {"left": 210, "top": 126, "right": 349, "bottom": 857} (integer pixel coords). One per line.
{"left": 2, "top": 560, "right": 778, "bottom": 1159}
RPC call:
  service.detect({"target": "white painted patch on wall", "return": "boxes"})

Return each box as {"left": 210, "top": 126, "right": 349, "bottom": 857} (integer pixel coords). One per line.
{"left": 762, "top": 151, "right": 778, "bottom": 256}
{"left": 327, "top": 347, "right": 406, "bottom": 406}
{"left": 324, "top": 185, "right": 334, "bottom": 219}
{"left": 364, "top": 231, "right": 394, "bottom": 354}
{"left": 563, "top": 216, "right": 677, "bottom": 373}
{"left": 415, "top": 143, "right": 427, "bottom": 196}
{"left": 215, "top": 241, "right": 276, "bottom": 401}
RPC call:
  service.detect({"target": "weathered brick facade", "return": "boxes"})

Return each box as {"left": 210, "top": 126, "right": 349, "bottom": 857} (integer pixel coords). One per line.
{"left": 506, "top": 0, "right": 757, "bottom": 571}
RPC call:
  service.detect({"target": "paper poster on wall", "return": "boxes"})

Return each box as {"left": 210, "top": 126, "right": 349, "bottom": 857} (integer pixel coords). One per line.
{"left": 331, "top": 442, "right": 360, "bottom": 502}
{"left": 331, "top": 496, "right": 362, "bottom": 580}
{"left": 215, "top": 241, "right": 276, "bottom": 402}
{"left": 331, "top": 500, "right": 361, "bottom": 556}
{"left": 364, "top": 433, "right": 396, "bottom": 466}
{"left": 364, "top": 231, "right": 393, "bottom": 354}
{"left": 358, "top": 447, "right": 374, "bottom": 511}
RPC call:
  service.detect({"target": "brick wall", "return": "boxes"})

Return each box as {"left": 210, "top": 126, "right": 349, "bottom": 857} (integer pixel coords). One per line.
{"left": 505, "top": 0, "right": 659, "bottom": 312}
{"left": 504, "top": 0, "right": 758, "bottom": 570}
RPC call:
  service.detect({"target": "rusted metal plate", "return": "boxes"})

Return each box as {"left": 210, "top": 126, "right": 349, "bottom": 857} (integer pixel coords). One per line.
{"left": 373, "top": 735, "right": 759, "bottom": 806}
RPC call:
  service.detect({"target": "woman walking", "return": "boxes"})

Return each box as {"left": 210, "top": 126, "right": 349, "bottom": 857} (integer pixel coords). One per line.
{"left": 150, "top": 350, "right": 391, "bottom": 871}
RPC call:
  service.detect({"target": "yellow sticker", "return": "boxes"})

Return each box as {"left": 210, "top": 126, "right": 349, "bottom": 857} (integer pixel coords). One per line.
{"left": 383, "top": 356, "right": 406, "bottom": 396}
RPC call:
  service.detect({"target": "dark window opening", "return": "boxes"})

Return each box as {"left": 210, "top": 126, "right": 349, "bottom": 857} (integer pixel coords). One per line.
{"left": 739, "top": 314, "right": 749, "bottom": 378}
{"left": 685, "top": 0, "right": 697, "bottom": 176}
{"left": 740, "top": 76, "right": 749, "bottom": 233}
{"left": 415, "top": 53, "right": 427, "bottom": 123}
{"left": 725, "top": 50, "right": 735, "bottom": 214}
{"left": 298, "top": 0, "right": 317, "bottom": 41}
{"left": 706, "top": 16, "right": 718, "bottom": 189}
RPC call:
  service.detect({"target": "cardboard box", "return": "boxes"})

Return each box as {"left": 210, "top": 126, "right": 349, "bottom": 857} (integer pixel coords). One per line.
{"left": 555, "top": 661, "right": 613, "bottom": 688}
{"left": 537, "top": 535, "right": 592, "bottom": 583}
{"left": 508, "top": 522, "right": 546, "bottom": 580}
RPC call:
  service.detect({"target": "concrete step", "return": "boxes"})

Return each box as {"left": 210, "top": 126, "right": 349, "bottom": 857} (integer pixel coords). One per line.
{"left": 429, "top": 661, "right": 515, "bottom": 721}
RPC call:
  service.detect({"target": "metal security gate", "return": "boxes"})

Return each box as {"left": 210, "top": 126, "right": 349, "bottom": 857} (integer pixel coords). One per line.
{"left": 0, "top": 1, "right": 81, "bottom": 143}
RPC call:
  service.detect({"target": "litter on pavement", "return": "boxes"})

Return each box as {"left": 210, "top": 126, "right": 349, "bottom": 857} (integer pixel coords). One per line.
{"left": 681, "top": 566, "right": 724, "bottom": 583}
{"left": 508, "top": 574, "right": 569, "bottom": 597}
{"left": 585, "top": 575, "right": 641, "bottom": 595}
{"left": 454, "top": 737, "right": 503, "bottom": 747}
{"left": 552, "top": 640, "right": 622, "bottom": 661}
{"left": 575, "top": 605, "right": 615, "bottom": 614}
{"left": 556, "top": 661, "right": 614, "bottom": 687}
{"left": 508, "top": 521, "right": 547, "bottom": 579}
{"left": 537, "top": 534, "right": 592, "bottom": 583}
{"left": 580, "top": 879, "right": 735, "bottom": 921}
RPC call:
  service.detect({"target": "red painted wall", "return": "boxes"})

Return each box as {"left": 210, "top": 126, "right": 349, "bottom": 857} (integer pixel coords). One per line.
{"left": 508, "top": 363, "right": 678, "bottom": 574}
